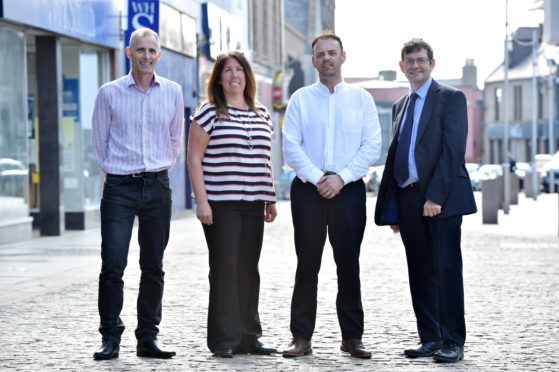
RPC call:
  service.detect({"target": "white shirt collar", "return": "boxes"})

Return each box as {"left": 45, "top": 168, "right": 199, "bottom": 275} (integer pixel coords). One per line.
{"left": 315, "top": 80, "right": 346, "bottom": 95}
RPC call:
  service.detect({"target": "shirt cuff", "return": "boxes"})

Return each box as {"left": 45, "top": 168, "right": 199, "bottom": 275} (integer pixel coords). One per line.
{"left": 308, "top": 168, "right": 325, "bottom": 185}
{"left": 337, "top": 168, "right": 353, "bottom": 185}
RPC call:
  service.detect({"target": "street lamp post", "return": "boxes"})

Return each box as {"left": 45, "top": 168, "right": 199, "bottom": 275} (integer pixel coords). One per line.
{"left": 531, "top": 28, "right": 539, "bottom": 201}
{"left": 548, "top": 58, "right": 555, "bottom": 194}
{"left": 503, "top": 0, "right": 510, "bottom": 214}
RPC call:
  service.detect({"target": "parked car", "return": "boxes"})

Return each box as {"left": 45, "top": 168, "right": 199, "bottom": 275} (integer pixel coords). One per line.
{"left": 514, "top": 162, "right": 532, "bottom": 190}
{"left": 540, "top": 157, "right": 559, "bottom": 192}
{"left": 465, "top": 163, "right": 480, "bottom": 190}
{"left": 276, "top": 165, "right": 296, "bottom": 200}
{"left": 470, "top": 164, "right": 503, "bottom": 191}
{"left": 364, "top": 165, "right": 384, "bottom": 194}
{"left": 0, "top": 158, "right": 28, "bottom": 197}
{"left": 541, "top": 169, "right": 559, "bottom": 193}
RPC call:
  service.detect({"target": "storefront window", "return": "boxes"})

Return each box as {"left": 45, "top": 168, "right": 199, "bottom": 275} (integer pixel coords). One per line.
{"left": 81, "top": 48, "right": 110, "bottom": 208}
{"left": 0, "top": 27, "right": 28, "bottom": 222}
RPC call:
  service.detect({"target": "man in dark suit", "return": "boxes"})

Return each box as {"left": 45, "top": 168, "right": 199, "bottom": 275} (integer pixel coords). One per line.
{"left": 374, "top": 39, "right": 477, "bottom": 363}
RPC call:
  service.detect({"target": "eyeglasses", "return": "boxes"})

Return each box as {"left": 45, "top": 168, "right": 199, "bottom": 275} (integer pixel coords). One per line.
{"left": 403, "top": 58, "right": 430, "bottom": 67}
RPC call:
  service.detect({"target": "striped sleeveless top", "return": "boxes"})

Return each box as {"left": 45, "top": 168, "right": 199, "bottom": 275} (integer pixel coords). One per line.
{"left": 192, "top": 102, "right": 276, "bottom": 203}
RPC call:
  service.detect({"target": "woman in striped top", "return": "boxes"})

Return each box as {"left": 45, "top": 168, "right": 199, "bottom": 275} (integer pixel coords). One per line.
{"left": 187, "top": 50, "right": 277, "bottom": 358}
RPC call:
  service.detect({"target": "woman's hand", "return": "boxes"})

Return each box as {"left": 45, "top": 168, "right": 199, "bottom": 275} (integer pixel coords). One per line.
{"left": 196, "top": 201, "right": 213, "bottom": 225}
{"left": 264, "top": 203, "right": 277, "bottom": 223}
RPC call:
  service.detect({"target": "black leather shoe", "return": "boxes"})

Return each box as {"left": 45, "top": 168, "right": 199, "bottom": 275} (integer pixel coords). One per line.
{"left": 93, "top": 339, "right": 119, "bottom": 360}
{"left": 282, "top": 338, "right": 312, "bottom": 357}
{"left": 137, "top": 339, "right": 176, "bottom": 359}
{"left": 236, "top": 341, "right": 278, "bottom": 355}
{"left": 213, "top": 349, "right": 234, "bottom": 358}
{"left": 404, "top": 341, "right": 443, "bottom": 358}
{"left": 340, "top": 339, "right": 372, "bottom": 359}
{"left": 433, "top": 342, "right": 464, "bottom": 363}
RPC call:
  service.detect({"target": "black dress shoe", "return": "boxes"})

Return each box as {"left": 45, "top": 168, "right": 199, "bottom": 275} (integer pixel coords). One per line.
{"left": 213, "top": 349, "right": 234, "bottom": 358}
{"left": 247, "top": 341, "right": 278, "bottom": 355}
{"left": 282, "top": 338, "right": 312, "bottom": 357}
{"left": 93, "top": 339, "right": 119, "bottom": 360}
{"left": 404, "top": 341, "right": 443, "bottom": 358}
{"left": 137, "top": 339, "right": 176, "bottom": 359}
{"left": 340, "top": 339, "right": 372, "bottom": 359}
{"left": 433, "top": 342, "right": 464, "bottom": 363}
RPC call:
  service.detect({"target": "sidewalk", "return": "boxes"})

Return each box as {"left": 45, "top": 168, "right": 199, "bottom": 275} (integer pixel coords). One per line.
{"left": 0, "top": 192, "right": 557, "bottom": 371}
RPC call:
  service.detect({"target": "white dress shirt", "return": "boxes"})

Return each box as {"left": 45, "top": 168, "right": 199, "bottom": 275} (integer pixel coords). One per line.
{"left": 282, "top": 81, "right": 382, "bottom": 185}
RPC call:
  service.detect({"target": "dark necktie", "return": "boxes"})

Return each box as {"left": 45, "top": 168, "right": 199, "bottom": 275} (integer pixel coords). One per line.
{"left": 394, "top": 92, "right": 418, "bottom": 185}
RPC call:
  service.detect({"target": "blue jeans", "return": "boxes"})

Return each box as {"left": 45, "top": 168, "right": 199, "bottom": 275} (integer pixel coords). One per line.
{"left": 97, "top": 172, "right": 172, "bottom": 343}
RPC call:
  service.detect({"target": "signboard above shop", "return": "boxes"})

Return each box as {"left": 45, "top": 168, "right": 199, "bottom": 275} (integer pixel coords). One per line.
{"left": 1, "top": 0, "right": 120, "bottom": 49}
{"left": 124, "top": 1, "right": 196, "bottom": 58}
{"left": 159, "top": 2, "right": 197, "bottom": 57}
{"left": 125, "top": 0, "right": 159, "bottom": 47}
{"left": 202, "top": 2, "right": 243, "bottom": 60}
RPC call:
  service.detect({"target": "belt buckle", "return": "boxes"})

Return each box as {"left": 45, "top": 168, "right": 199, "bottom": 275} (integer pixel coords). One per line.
{"left": 132, "top": 173, "right": 143, "bottom": 178}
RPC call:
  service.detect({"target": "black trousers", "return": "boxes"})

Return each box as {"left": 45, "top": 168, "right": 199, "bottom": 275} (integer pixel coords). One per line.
{"left": 396, "top": 186, "right": 466, "bottom": 346}
{"left": 202, "top": 201, "right": 265, "bottom": 352}
{"left": 98, "top": 173, "right": 172, "bottom": 343}
{"left": 289, "top": 177, "right": 366, "bottom": 340}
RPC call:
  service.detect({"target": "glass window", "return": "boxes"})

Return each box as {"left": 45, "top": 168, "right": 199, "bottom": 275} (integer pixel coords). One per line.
{"left": 0, "top": 27, "right": 28, "bottom": 222}
{"left": 494, "top": 87, "right": 502, "bottom": 121}
{"left": 81, "top": 48, "right": 110, "bottom": 208}
{"left": 513, "top": 85, "right": 522, "bottom": 121}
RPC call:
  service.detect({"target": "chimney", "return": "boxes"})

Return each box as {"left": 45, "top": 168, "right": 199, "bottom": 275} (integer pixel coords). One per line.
{"left": 379, "top": 70, "right": 397, "bottom": 81}
{"left": 462, "top": 59, "right": 477, "bottom": 89}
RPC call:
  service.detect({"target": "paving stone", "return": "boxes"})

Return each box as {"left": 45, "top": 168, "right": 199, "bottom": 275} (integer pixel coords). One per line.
{"left": 0, "top": 193, "right": 558, "bottom": 371}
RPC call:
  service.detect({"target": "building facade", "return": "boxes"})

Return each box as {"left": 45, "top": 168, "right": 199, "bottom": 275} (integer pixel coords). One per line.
{"left": 0, "top": 0, "right": 122, "bottom": 243}
{"left": 350, "top": 59, "right": 484, "bottom": 165}
{"left": 0, "top": 0, "right": 201, "bottom": 244}
{"left": 484, "top": 26, "right": 559, "bottom": 164}
{"left": 0, "top": 0, "right": 337, "bottom": 244}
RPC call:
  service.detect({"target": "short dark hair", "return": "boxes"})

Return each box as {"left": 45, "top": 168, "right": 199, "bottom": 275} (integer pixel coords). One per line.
{"left": 311, "top": 30, "right": 343, "bottom": 53}
{"left": 401, "top": 38, "right": 433, "bottom": 61}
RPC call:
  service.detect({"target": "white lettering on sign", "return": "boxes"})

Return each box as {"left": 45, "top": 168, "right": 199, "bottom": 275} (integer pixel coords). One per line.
{"left": 131, "top": 1, "right": 156, "bottom": 29}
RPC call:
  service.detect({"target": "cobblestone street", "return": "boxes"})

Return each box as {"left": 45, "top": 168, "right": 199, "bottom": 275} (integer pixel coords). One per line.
{"left": 1, "top": 193, "right": 558, "bottom": 371}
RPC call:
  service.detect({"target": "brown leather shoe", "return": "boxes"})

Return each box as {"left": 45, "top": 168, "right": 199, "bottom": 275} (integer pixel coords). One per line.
{"left": 282, "top": 338, "right": 312, "bottom": 357}
{"left": 341, "top": 339, "right": 371, "bottom": 359}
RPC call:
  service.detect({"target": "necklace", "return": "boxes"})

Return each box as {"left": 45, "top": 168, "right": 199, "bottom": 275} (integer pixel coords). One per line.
{"left": 244, "top": 119, "right": 253, "bottom": 150}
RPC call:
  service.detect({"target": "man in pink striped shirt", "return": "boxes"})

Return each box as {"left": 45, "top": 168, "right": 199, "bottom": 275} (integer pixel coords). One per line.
{"left": 91, "top": 27, "right": 184, "bottom": 360}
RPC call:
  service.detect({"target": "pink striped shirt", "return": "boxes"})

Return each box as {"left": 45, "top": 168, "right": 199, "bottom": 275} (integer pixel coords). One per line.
{"left": 92, "top": 71, "right": 184, "bottom": 175}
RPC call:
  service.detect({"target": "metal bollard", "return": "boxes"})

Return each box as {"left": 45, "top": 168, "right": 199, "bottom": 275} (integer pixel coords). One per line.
{"left": 482, "top": 178, "right": 499, "bottom": 224}
{"left": 510, "top": 173, "right": 519, "bottom": 205}
{"left": 524, "top": 172, "right": 539, "bottom": 199}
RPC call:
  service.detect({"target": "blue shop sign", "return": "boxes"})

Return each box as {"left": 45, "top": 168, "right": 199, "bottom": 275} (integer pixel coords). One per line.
{"left": 124, "top": 0, "right": 159, "bottom": 72}
{"left": 125, "top": 0, "right": 159, "bottom": 46}
{"left": 1, "top": 0, "right": 120, "bottom": 48}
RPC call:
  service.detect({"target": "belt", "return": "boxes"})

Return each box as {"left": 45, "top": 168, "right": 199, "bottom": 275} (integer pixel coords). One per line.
{"left": 399, "top": 182, "right": 419, "bottom": 190}
{"left": 323, "top": 171, "right": 336, "bottom": 176}
{"left": 108, "top": 170, "right": 168, "bottom": 178}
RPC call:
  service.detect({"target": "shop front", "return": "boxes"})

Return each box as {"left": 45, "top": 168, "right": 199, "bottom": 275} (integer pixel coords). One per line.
{"left": 0, "top": 0, "right": 121, "bottom": 242}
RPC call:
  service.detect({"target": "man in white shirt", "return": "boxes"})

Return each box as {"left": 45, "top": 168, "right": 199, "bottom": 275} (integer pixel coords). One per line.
{"left": 282, "top": 31, "right": 381, "bottom": 359}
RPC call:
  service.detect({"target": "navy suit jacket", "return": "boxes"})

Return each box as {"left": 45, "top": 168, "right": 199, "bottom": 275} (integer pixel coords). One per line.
{"left": 374, "top": 79, "right": 477, "bottom": 226}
